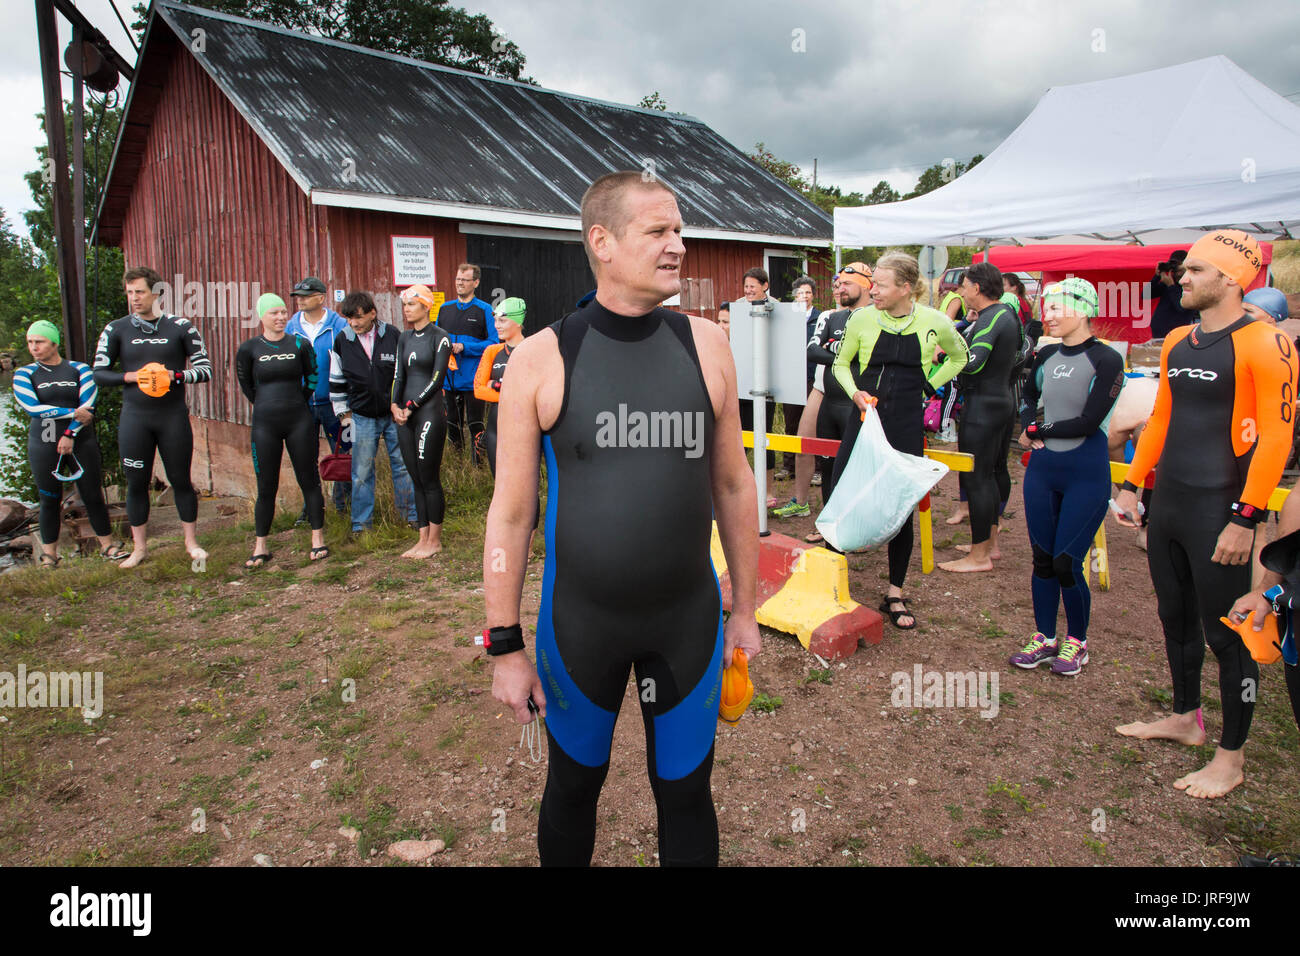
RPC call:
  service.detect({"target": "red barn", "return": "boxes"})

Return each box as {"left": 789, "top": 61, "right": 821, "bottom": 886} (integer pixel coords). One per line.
{"left": 94, "top": 0, "right": 832, "bottom": 496}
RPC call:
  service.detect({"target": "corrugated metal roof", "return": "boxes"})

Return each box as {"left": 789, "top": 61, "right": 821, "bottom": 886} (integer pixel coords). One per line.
{"left": 145, "top": 0, "right": 831, "bottom": 241}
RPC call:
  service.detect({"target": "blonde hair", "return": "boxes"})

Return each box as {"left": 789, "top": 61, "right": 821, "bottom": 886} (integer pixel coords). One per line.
{"left": 874, "top": 251, "right": 921, "bottom": 299}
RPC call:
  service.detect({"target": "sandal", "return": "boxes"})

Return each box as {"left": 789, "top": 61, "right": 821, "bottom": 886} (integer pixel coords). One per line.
{"left": 245, "top": 552, "right": 273, "bottom": 569}
{"left": 878, "top": 596, "right": 917, "bottom": 630}
{"left": 99, "top": 543, "right": 130, "bottom": 561}
{"left": 38, "top": 553, "right": 60, "bottom": 569}
{"left": 310, "top": 546, "right": 330, "bottom": 561}
{"left": 804, "top": 531, "right": 825, "bottom": 544}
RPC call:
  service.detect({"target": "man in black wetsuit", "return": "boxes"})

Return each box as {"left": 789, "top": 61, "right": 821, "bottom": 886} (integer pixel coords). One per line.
{"left": 483, "top": 171, "right": 760, "bottom": 867}
{"left": 94, "top": 266, "right": 212, "bottom": 568}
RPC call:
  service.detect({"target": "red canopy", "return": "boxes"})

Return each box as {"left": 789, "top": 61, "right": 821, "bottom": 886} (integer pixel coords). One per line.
{"left": 975, "top": 244, "right": 1275, "bottom": 343}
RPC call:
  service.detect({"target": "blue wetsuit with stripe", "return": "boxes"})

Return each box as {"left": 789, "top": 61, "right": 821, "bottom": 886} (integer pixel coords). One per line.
{"left": 1020, "top": 338, "right": 1125, "bottom": 641}
{"left": 536, "top": 301, "right": 723, "bottom": 867}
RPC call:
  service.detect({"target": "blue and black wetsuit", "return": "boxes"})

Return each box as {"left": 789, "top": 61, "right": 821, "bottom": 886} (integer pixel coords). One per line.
{"left": 537, "top": 301, "right": 722, "bottom": 867}
{"left": 235, "top": 334, "right": 323, "bottom": 537}
{"left": 93, "top": 313, "right": 211, "bottom": 526}
{"left": 1020, "top": 339, "right": 1125, "bottom": 641}
{"left": 392, "top": 324, "right": 452, "bottom": 527}
{"left": 13, "top": 359, "right": 112, "bottom": 543}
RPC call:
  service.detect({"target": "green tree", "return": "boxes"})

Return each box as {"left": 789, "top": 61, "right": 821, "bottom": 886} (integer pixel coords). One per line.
{"left": 904, "top": 154, "right": 984, "bottom": 199}
{"left": 638, "top": 91, "right": 669, "bottom": 111}
{"left": 133, "top": 0, "right": 531, "bottom": 81}
{"left": 747, "top": 142, "right": 809, "bottom": 193}
{"left": 865, "top": 180, "right": 901, "bottom": 205}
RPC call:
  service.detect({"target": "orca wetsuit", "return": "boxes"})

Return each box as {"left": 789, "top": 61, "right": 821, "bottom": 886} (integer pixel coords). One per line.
{"left": 392, "top": 323, "right": 452, "bottom": 528}
{"left": 957, "top": 302, "right": 1023, "bottom": 544}
{"left": 1124, "top": 317, "right": 1298, "bottom": 750}
{"left": 235, "top": 334, "right": 324, "bottom": 537}
{"left": 13, "top": 359, "right": 112, "bottom": 543}
{"left": 808, "top": 308, "right": 853, "bottom": 503}
{"left": 537, "top": 301, "right": 722, "bottom": 867}
{"left": 830, "top": 304, "right": 968, "bottom": 584}
{"left": 1020, "top": 339, "right": 1125, "bottom": 642}
{"left": 93, "top": 313, "right": 211, "bottom": 526}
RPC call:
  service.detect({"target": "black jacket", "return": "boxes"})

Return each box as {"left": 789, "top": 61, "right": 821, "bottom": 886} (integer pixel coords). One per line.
{"left": 329, "top": 321, "right": 402, "bottom": 419}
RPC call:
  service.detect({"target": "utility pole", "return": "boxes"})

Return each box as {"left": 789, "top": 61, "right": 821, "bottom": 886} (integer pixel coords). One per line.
{"left": 812, "top": 158, "right": 818, "bottom": 195}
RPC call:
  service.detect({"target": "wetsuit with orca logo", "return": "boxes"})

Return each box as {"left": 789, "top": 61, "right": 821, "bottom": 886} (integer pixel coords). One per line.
{"left": 235, "top": 333, "right": 324, "bottom": 537}
{"left": 536, "top": 300, "right": 722, "bottom": 867}
{"left": 13, "top": 359, "right": 112, "bottom": 543}
{"left": 93, "top": 313, "right": 212, "bottom": 527}
{"left": 1020, "top": 339, "right": 1125, "bottom": 642}
{"left": 1126, "top": 317, "right": 1298, "bottom": 750}
{"left": 392, "top": 324, "right": 452, "bottom": 527}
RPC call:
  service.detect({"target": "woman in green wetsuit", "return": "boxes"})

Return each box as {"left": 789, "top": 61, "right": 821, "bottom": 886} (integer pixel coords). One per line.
{"left": 830, "top": 252, "right": 969, "bottom": 628}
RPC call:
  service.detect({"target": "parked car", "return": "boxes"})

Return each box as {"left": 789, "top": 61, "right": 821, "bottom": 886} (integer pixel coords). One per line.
{"left": 938, "top": 267, "right": 1040, "bottom": 298}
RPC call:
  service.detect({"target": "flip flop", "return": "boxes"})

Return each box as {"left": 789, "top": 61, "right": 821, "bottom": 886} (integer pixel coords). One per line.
{"left": 38, "top": 553, "right": 60, "bottom": 569}
{"left": 99, "top": 543, "right": 129, "bottom": 561}
{"left": 804, "top": 531, "right": 824, "bottom": 544}
{"left": 878, "top": 597, "right": 917, "bottom": 630}
{"left": 245, "top": 552, "right": 273, "bottom": 569}
{"left": 310, "top": 546, "right": 330, "bottom": 561}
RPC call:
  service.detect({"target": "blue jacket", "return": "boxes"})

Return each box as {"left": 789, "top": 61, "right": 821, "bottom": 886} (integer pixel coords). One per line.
{"left": 436, "top": 297, "right": 500, "bottom": 392}
{"left": 287, "top": 308, "right": 349, "bottom": 404}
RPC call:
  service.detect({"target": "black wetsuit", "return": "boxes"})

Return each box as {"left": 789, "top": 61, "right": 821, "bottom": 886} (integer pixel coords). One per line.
{"left": 437, "top": 298, "right": 493, "bottom": 463}
{"left": 93, "top": 313, "right": 211, "bottom": 526}
{"left": 537, "top": 301, "right": 722, "bottom": 867}
{"left": 479, "top": 343, "right": 513, "bottom": 476}
{"left": 808, "top": 308, "right": 852, "bottom": 503}
{"left": 13, "top": 360, "right": 112, "bottom": 543}
{"left": 957, "top": 302, "right": 1022, "bottom": 544}
{"left": 392, "top": 323, "right": 452, "bottom": 527}
{"left": 235, "top": 334, "right": 324, "bottom": 537}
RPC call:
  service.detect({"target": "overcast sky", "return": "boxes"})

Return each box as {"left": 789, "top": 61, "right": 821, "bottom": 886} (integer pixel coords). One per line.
{"left": 5, "top": 0, "right": 1300, "bottom": 239}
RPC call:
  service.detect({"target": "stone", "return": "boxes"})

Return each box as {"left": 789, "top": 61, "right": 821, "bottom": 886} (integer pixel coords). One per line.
{"left": 386, "top": 840, "right": 445, "bottom": 863}
{"left": 338, "top": 826, "right": 360, "bottom": 843}
{"left": 253, "top": 853, "right": 273, "bottom": 867}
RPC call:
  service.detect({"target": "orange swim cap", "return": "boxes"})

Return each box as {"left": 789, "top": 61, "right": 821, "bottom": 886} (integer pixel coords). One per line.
{"left": 136, "top": 362, "right": 171, "bottom": 398}
{"left": 1219, "top": 609, "right": 1282, "bottom": 665}
{"left": 400, "top": 284, "right": 436, "bottom": 310}
{"left": 839, "top": 261, "right": 873, "bottom": 292}
{"left": 1186, "top": 229, "right": 1263, "bottom": 291}
{"left": 719, "top": 647, "right": 755, "bottom": 724}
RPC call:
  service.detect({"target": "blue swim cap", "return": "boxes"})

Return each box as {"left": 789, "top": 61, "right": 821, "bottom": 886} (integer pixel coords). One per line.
{"left": 1244, "top": 287, "right": 1289, "bottom": 324}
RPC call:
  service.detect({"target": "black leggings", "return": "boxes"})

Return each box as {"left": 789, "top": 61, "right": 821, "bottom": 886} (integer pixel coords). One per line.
{"left": 251, "top": 408, "right": 324, "bottom": 537}
{"left": 828, "top": 399, "right": 921, "bottom": 588}
{"left": 29, "top": 428, "right": 112, "bottom": 544}
{"left": 1147, "top": 478, "right": 1257, "bottom": 751}
{"left": 958, "top": 391, "right": 1014, "bottom": 544}
{"left": 816, "top": 400, "right": 856, "bottom": 505}
{"left": 118, "top": 404, "right": 199, "bottom": 526}
{"left": 445, "top": 390, "right": 485, "bottom": 463}
{"left": 398, "top": 397, "right": 447, "bottom": 527}
{"left": 1287, "top": 662, "right": 1300, "bottom": 732}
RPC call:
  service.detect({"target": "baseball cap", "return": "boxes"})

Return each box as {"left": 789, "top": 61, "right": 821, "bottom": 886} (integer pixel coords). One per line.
{"left": 290, "top": 277, "right": 327, "bottom": 296}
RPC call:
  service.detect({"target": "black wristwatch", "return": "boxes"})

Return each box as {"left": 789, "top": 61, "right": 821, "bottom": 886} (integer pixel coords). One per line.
{"left": 483, "top": 624, "right": 525, "bottom": 657}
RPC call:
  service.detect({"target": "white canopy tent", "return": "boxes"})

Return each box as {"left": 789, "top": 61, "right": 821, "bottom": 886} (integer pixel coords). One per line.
{"left": 833, "top": 56, "right": 1300, "bottom": 248}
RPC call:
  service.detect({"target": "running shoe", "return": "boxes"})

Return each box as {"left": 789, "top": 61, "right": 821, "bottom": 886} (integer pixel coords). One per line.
{"left": 772, "top": 499, "right": 810, "bottom": 518}
{"left": 774, "top": 468, "right": 791, "bottom": 481}
{"left": 1049, "top": 637, "right": 1088, "bottom": 677}
{"left": 811, "top": 472, "right": 822, "bottom": 487}
{"left": 1009, "top": 633, "right": 1058, "bottom": 669}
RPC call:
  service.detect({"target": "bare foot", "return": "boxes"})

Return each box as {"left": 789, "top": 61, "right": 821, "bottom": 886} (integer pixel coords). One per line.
{"left": 945, "top": 510, "right": 968, "bottom": 526}
{"left": 955, "top": 543, "right": 1002, "bottom": 559}
{"left": 1136, "top": 527, "right": 1148, "bottom": 551}
{"left": 406, "top": 544, "right": 442, "bottom": 559}
{"left": 937, "top": 556, "right": 994, "bottom": 573}
{"left": 1115, "top": 712, "right": 1206, "bottom": 745}
{"left": 120, "top": 549, "right": 147, "bottom": 569}
{"left": 401, "top": 545, "right": 422, "bottom": 558}
{"left": 1173, "top": 750, "right": 1244, "bottom": 799}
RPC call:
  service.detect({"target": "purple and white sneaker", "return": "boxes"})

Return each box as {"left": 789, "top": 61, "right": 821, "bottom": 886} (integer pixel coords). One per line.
{"left": 1010, "top": 633, "right": 1058, "bottom": 669}
{"left": 1050, "top": 637, "right": 1088, "bottom": 677}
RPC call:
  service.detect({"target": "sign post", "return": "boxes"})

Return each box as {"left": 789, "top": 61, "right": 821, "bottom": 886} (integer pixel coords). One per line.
{"left": 918, "top": 245, "right": 948, "bottom": 306}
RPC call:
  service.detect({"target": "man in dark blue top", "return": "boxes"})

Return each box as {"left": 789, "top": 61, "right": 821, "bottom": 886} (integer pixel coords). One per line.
{"left": 437, "top": 263, "right": 500, "bottom": 465}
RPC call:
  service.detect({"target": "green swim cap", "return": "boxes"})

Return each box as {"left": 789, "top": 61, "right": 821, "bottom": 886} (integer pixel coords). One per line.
{"left": 27, "top": 319, "right": 61, "bottom": 346}
{"left": 257, "top": 293, "right": 287, "bottom": 319}
{"left": 494, "top": 296, "right": 526, "bottom": 326}
{"left": 1000, "top": 291, "right": 1020, "bottom": 309}
{"left": 1042, "top": 277, "right": 1099, "bottom": 318}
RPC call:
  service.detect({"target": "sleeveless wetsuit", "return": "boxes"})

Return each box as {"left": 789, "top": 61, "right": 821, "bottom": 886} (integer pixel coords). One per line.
{"left": 808, "top": 308, "right": 853, "bottom": 503}
{"left": 1125, "top": 317, "right": 1298, "bottom": 750}
{"left": 392, "top": 324, "right": 452, "bottom": 527}
{"left": 93, "top": 313, "right": 212, "bottom": 526}
{"left": 1020, "top": 339, "right": 1125, "bottom": 642}
{"left": 957, "top": 302, "right": 1023, "bottom": 544}
{"left": 829, "top": 304, "right": 968, "bottom": 583}
{"left": 13, "top": 359, "right": 112, "bottom": 543}
{"left": 235, "top": 334, "right": 324, "bottom": 537}
{"left": 537, "top": 301, "right": 722, "bottom": 867}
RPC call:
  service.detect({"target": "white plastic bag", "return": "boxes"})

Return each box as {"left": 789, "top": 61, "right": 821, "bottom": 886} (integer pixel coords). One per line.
{"left": 815, "top": 405, "right": 949, "bottom": 552}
